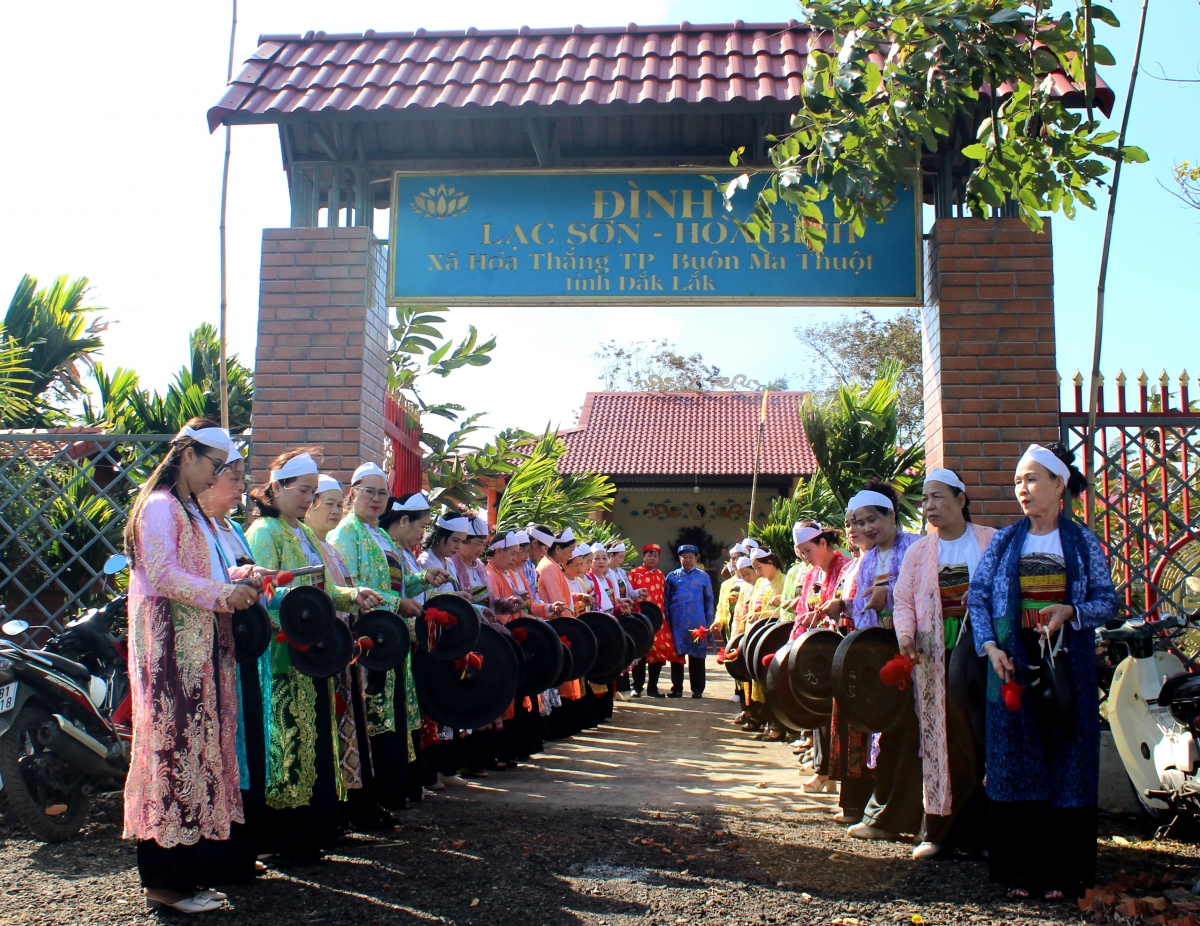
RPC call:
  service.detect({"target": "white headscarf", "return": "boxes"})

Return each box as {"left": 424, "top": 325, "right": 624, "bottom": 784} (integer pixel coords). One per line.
{"left": 1018, "top": 444, "right": 1071, "bottom": 484}
{"left": 923, "top": 467, "right": 966, "bottom": 492}
{"left": 270, "top": 452, "right": 318, "bottom": 482}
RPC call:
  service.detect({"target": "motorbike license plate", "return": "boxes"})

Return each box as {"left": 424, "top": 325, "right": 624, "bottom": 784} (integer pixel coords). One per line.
{"left": 0, "top": 682, "right": 16, "bottom": 713}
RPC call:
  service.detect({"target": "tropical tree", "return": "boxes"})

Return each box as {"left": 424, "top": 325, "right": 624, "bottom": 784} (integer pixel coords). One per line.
{"left": 798, "top": 360, "right": 925, "bottom": 526}
{"left": 494, "top": 431, "right": 615, "bottom": 532}
{"left": 724, "top": 0, "right": 1144, "bottom": 251}
{"left": 0, "top": 331, "right": 33, "bottom": 424}
{"left": 4, "top": 274, "right": 106, "bottom": 426}
{"left": 78, "top": 325, "right": 254, "bottom": 434}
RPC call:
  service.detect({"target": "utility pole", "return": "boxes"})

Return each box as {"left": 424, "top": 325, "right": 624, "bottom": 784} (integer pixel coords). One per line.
{"left": 218, "top": 0, "right": 238, "bottom": 429}
{"left": 1085, "top": 0, "right": 1149, "bottom": 528}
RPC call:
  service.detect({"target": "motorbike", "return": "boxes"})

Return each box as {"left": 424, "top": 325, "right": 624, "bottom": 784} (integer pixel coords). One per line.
{"left": 0, "top": 554, "right": 131, "bottom": 842}
{"left": 1098, "top": 597, "right": 1200, "bottom": 834}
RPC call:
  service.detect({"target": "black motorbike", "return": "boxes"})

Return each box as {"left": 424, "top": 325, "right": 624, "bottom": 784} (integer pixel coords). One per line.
{"left": 0, "top": 555, "right": 131, "bottom": 842}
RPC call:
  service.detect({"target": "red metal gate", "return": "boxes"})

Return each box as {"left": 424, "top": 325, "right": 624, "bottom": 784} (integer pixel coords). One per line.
{"left": 1061, "top": 370, "right": 1200, "bottom": 617}
{"left": 384, "top": 394, "right": 424, "bottom": 496}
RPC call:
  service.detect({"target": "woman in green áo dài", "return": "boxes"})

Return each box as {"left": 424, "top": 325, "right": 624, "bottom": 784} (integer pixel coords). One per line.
{"left": 245, "top": 450, "right": 383, "bottom": 863}
{"left": 328, "top": 464, "right": 449, "bottom": 809}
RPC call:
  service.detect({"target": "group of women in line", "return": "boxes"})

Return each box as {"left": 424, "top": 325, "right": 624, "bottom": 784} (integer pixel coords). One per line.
{"left": 712, "top": 442, "right": 1117, "bottom": 901}
{"left": 121, "top": 417, "right": 650, "bottom": 914}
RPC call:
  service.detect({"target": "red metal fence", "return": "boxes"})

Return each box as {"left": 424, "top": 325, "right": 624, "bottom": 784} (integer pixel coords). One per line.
{"left": 1061, "top": 370, "right": 1200, "bottom": 617}
{"left": 385, "top": 393, "right": 424, "bottom": 496}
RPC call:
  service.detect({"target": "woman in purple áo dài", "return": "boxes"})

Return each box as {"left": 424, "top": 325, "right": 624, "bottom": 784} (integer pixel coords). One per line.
{"left": 845, "top": 480, "right": 924, "bottom": 844}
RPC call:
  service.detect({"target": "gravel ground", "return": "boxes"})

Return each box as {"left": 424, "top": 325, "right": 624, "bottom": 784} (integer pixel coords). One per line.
{"left": 4, "top": 668, "right": 1199, "bottom": 925}
{"left": 2, "top": 786, "right": 1199, "bottom": 926}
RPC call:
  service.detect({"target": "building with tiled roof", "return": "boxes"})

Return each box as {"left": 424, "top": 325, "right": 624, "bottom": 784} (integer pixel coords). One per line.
{"left": 558, "top": 391, "right": 814, "bottom": 560}
{"left": 208, "top": 21, "right": 1111, "bottom": 226}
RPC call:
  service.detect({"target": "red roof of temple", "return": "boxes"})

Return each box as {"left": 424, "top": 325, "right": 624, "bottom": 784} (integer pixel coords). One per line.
{"left": 208, "top": 21, "right": 1113, "bottom": 130}
{"left": 558, "top": 391, "right": 816, "bottom": 477}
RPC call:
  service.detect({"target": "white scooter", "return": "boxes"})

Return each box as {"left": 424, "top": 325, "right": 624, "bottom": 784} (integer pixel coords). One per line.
{"left": 1100, "top": 598, "right": 1200, "bottom": 831}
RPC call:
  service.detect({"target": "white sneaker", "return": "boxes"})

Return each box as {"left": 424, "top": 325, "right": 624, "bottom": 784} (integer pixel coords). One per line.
{"left": 912, "top": 841, "right": 942, "bottom": 859}
{"left": 440, "top": 773, "right": 469, "bottom": 788}
{"left": 430, "top": 776, "right": 446, "bottom": 791}
{"left": 847, "top": 822, "right": 898, "bottom": 840}
{"left": 615, "top": 691, "right": 629, "bottom": 701}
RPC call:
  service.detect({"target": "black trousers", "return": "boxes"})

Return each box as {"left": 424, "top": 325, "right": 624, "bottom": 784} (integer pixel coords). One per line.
{"left": 631, "top": 658, "right": 647, "bottom": 691}
{"left": 238, "top": 662, "right": 267, "bottom": 858}
{"left": 260, "top": 680, "right": 341, "bottom": 862}
{"left": 990, "top": 802, "right": 1097, "bottom": 896}
{"left": 861, "top": 707, "right": 924, "bottom": 835}
{"left": 921, "top": 655, "right": 989, "bottom": 849}
{"left": 138, "top": 823, "right": 254, "bottom": 892}
{"left": 669, "top": 657, "right": 706, "bottom": 694}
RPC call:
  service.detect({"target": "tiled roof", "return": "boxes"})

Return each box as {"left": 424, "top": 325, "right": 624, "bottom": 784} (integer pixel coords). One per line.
{"left": 558, "top": 392, "right": 816, "bottom": 477}
{"left": 208, "top": 22, "right": 1112, "bottom": 130}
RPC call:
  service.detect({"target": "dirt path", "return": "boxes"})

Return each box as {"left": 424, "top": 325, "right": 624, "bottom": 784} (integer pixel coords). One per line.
{"left": 2, "top": 658, "right": 1199, "bottom": 925}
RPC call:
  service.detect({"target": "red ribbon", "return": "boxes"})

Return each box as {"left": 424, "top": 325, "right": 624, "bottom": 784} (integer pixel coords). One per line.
{"left": 357, "top": 636, "right": 375, "bottom": 651}
{"left": 559, "top": 634, "right": 572, "bottom": 648}
{"left": 511, "top": 627, "right": 528, "bottom": 644}
{"left": 454, "top": 652, "right": 484, "bottom": 675}
{"left": 761, "top": 652, "right": 775, "bottom": 669}
{"left": 879, "top": 654, "right": 915, "bottom": 690}
{"left": 1001, "top": 680, "right": 1026, "bottom": 712}
{"left": 691, "top": 626, "right": 709, "bottom": 641}
{"left": 716, "top": 647, "right": 726, "bottom": 665}
{"left": 274, "top": 631, "right": 309, "bottom": 652}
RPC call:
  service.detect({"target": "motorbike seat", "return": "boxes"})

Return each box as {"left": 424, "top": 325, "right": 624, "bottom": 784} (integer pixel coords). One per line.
{"left": 1158, "top": 672, "right": 1200, "bottom": 708}
{"left": 30, "top": 650, "right": 91, "bottom": 682}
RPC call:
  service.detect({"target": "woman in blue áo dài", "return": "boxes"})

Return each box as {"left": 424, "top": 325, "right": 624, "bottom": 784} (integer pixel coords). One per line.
{"left": 968, "top": 443, "right": 1116, "bottom": 901}
{"left": 245, "top": 449, "right": 383, "bottom": 863}
{"left": 328, "top": 464, "right": 449, "bottom": 810}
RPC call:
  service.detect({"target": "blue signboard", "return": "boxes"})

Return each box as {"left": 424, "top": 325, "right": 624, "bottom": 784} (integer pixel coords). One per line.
{"left": 387, "top": 171, "right": 921, "bottom": 306}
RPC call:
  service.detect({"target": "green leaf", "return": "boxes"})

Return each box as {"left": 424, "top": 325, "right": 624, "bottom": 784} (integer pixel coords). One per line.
{"left": 961, "top": 144, "right": 988, "bottom": 160}
{"left": 1092, "top": 44, "right": 1116, "bottom": 67}
{"left": 1120, "top": 145, "right": 1149, "bottom": 164}
{"left": 1091, "top": 5, "right": 1120, "bottom": 28}
{"left": 988, "top": 8, "right": 1024, "bottom": 25}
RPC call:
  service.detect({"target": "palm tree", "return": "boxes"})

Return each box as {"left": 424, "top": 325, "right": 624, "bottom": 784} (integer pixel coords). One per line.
{"left": 494, "top": 430, "right": 615, "bottom": 531}
{"left": 0, "top": 329, "right": 33, "bottom": 424}
{"left": 4, "top": 274, "right": 106, "bottom": 426}
{"left": 796, "top": 360, "right": 925, "bottom": 526}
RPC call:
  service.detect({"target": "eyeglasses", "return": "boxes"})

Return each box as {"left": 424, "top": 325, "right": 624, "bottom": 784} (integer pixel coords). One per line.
{"left": 197, "top": 452, "right": 227, "bottom": 477}
{"left": 358, "top": 488, "right": 389, "bottom": 500}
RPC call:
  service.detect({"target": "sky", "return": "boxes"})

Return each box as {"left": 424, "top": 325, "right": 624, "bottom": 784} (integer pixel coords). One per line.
{"left": 2, "top": 0, "right": 1198, "bottom": 441}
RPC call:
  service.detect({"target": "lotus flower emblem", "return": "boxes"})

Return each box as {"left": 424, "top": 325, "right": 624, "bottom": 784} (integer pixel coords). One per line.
{"left": 410, "top": 184, "right": 470, "bottom": 219}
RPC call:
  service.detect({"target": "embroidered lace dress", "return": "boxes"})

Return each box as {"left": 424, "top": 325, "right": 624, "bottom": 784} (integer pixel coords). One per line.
{"left": 123, "top": 490, "right": 248, "bottom": 847}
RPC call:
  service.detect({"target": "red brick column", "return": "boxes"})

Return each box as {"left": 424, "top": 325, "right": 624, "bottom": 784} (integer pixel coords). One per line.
{"left": 922, "top": 218, "right": 1060, "bottom": 527}
{"left": 249, "top": 227, "right": 389, "bottom": 487}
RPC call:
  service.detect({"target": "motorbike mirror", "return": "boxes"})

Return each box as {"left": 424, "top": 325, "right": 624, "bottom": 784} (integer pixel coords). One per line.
{"left": 103, "top": 553, "right": 128, "bottom": 575}
{"left": 2, "top": 619, "right": 30, "bottom": 636}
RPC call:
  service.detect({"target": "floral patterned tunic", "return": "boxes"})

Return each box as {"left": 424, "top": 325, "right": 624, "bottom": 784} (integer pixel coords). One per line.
{"left": 245, "top": 516, "right": 357, "bottom": 809}
{"left": 123, "top": 490, "right": 247, "bottom": 847}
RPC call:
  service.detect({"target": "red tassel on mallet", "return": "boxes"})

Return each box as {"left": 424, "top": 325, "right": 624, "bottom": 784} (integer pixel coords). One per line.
{"left": 879, "top": 654, "right": 915, "bottom": 690}
{"left": 1001, "top": 680, "right": 1026, "bottom": 712}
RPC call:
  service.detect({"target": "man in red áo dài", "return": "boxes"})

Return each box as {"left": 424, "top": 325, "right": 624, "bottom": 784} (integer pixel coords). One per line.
{"left": 629, "top": 543, "right": 679, "bottom": 697}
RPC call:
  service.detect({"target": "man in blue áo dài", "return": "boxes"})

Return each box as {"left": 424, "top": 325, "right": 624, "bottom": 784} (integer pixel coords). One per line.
{"left": 663, "top": 544, "right": 714, "bottom": 699}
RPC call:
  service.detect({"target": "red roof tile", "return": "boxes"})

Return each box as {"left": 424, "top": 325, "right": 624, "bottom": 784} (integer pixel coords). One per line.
{"left": 209, "top": 21, "right": 1112, "bottom": 131}
{"left": 558, "top": 391, "right": 816, "bottom": 477}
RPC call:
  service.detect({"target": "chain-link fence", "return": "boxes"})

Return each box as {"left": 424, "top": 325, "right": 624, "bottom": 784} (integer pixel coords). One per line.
{"left": 0, "top": 431, "right": 249, "bottom": 635}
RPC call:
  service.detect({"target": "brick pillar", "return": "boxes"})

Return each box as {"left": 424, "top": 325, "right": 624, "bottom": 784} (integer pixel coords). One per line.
{"left": 922, "top": 218, "right": 1060, "bottom": 527}
{"left": 249, "top": 227, "right": 388, "bottom": 487}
